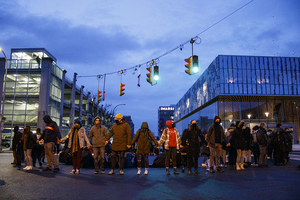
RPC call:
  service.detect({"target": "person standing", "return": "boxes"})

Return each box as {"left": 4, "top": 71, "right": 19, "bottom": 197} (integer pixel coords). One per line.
{"left": 257, "top": 123, "right": 270, "bottom": 168}
{"left": 22, "top": 126, "right": 37, "bottom": 170}
{"left": 225, "top": 123, "right": 236, "bottom": 169}
{"left": 206, "top": 116, "right": 228, "bottom": 173}
{"left": 38, "top": 115, "right": 61, "bottom": 173}
{"left": 131, "top": 122, "right": 158, "bottom": 175}
{"left": 158, "top": 120, "right": 181, "bottom": 175}
{"left": 271, "top": 123, "right": 286, "bottom": 166}
{"left": 105, "top": 113, "right": 132, "bottom": 175}
{"left": 229, "top": 121, "right": 247, "bottom": 171}
{"left": 251, "top": 125, "right": 260, "bottom": 166}
{"left": 181, "top": 120, "right": 207, "bottom": 174}
{"left": 13, "top": 127, "right": 23, "bottom": 168}
{"left": 61, "top": 119, "right": 91, "bottom": 174}
{"left": 11, "top": 126, "right": 20, "bottom": 165}
{"left": 88, "top": 116, "right": 108, "bottom": 174}
{"left": 244, "top": 125, "right": 252, "bottom": 167}
{"left": 200, "top": 128, "right": 210, "bottom": 168}
{"left": 284, "top": 128, "right": 293, "bottom": 164}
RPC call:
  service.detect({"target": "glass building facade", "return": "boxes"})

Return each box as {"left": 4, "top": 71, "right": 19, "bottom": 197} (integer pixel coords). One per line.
{"left": 158, "top": 105, "right": 175, "bottom": 137}
{"left": 174, "top": 55, "right": 300, "bottom": 143}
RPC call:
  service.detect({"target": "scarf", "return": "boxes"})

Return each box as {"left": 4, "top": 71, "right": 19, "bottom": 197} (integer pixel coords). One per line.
{"left": 71, "top": 124, "right": 81, "bottom": 155}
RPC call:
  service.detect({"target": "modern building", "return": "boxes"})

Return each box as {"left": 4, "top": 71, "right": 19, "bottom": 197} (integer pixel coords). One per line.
{"left": 174, "top": 55, "right": 300, "bottom": 143}
{"left": 0, "top": 48, "right": 115, "bottom": 141}
{"left": 158, "top": 105, "right": 175, "bottom": 137}
{"left": 123, "top": 115, "right": 135, "bottom": 139}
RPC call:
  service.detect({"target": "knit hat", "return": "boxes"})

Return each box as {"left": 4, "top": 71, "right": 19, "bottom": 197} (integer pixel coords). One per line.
{"left": 74, "top": 118, "right": 81, "bottom": 125}
{"left": 115, "top": 113, "right": 123, "bottom": 120}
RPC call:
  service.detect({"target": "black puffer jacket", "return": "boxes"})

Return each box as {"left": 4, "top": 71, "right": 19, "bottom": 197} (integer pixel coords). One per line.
{"left": 244, "top": 127, "right": 252, "bottom": 150}
{"left": 230, "top": 121, "right": 246, "bottom": 150}
{"left": 182, "top": 125, "right": 207, "bottom": 157}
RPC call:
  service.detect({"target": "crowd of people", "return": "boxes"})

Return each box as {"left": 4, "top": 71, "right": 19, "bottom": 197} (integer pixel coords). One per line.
{"left": 10, "top": 113, "right": 294, "bottom": 176}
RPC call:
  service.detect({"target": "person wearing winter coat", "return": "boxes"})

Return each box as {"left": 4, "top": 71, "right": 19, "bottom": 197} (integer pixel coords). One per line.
{"left": 244, "top": 126, "right": 252, "bottom": 167}
{"left": 257, "top": 123, "right": 270, "bottom": 168}
{"left": 32, "top": 128, "right": 43, "bottom": 167}
{"left": 38, "top": 115, "right": 61, "bottom": 172}
{"left": 251, "top": 125, "right": 260, "bottom": 166}
{"left": 131, "top": 122, "right": 158, "bottom": 175}
{"left": 225, "top": 123, "right": 236, "bottom": 169}
{"left": 61, "top": 119, "right": 91, "bottom": 174}
{"left": 88, "top": 116, "right": 108, "bottom": 174}
{"left": 200, "top": 128, "right": 210, "bottom": 168}
{"left": 229, "top": 121, "right": 247, "bottom": 171}
{"left": 284, "top": 128, "right": 293, "bottom": 164}
{"left": 157, "top": 120, "right": 181, "bottom": 175}
{"left": 22, "top": 126, "right": 37, "bottom": 170}
{"left": 206, "top": 116, "right": 228, "bottom": 173}
{"left": 12, "top": 126, "right": 23, "bottom": 168}
{"left": 181, "top": 120, "right": 207, "bottom": 174}
{"left": 12, "top": 126, "right": 20, "bottom": 165}
{"left": 105, "top": 113, "right": 132, "bottom": 175}
{"left": 271, "top": 123, "right": 286, "bottom": 166}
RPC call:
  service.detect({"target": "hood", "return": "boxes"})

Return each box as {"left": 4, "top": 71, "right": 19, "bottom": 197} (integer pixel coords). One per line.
{"left": 74, "top": 118, "right": 82, "bottom": 126}
{"left": 43, "top": 115, "right": 52, "bottom": 124}
{"left": 238, "top": 120, "right": 245, "bottom": 128}
{"left": 214, "top": 116, "right": 221, "bottom": 123}
{"left": 166, "top": 120, "right": 173, "bottom": 129}
{"left": 94, "top": 116, "right": 101, "bottom": 122}
{"left": 141, "top": 122, "right": 149, "bottom": 129}
{"left": 14, "top": 126, "right": 19, "bottom": 133}
{"left": 227, "top": 127, "right": 235, "bottom": 132}
{"left": 24, "top": 126, "right": 31, "bottom": 134}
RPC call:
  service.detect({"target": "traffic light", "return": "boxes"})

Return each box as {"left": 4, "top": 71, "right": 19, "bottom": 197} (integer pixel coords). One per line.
{"left": 146, "top": 66, "right": 153, "bottom": 85}
{"left": 119, "top": 83, "right": 125, "bottom": 96}
{"left": 185, "top": 56, "right": 192, "bottom": 75}
{"left": 97, "top": 90, "right": 102, "bottom": 102}
{"left": 153, "top": 65, "right": 159, "bottom": 81}
{"left": 192, "top": 55, "right": 199, "bottom": 74}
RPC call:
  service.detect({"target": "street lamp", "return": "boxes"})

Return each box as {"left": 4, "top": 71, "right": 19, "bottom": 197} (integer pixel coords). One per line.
{"left": 265, "top": 112, "right": 269, "bottom": 130}
{"left": 0, "top": 48, "right": 8, "bottom": 152}
{"left": 112, "top": 104, "right": 126, "bottom": 116}
{"left": 247, "top": 114, "right": 251, "bottom": 124}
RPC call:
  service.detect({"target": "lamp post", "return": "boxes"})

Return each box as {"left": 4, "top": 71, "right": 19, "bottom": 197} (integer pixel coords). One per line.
{"left": 247, "top": 114, "right": 251, "bottom": 125}
{"left": 0, "top": 48, "right": 8, "bottom": 152}
{"left": 265, "top": 112, "right": 269, "bottom": 130}
{"left": 112, "top": 104, "right": 126, "bottom": 116}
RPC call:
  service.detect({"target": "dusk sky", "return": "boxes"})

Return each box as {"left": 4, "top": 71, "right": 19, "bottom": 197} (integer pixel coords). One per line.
{"left": 1, "top": 0, "right": 300, "bottom": 135}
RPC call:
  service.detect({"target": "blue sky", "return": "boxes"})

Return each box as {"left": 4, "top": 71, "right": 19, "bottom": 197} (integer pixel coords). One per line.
{"left": 1, "top": 0, "right": 300, "bottom": 135}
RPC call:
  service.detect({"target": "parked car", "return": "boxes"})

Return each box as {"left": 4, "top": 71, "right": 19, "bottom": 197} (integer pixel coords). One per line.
{"left": 1, "top": 139, "right": 11, "bottom": 148}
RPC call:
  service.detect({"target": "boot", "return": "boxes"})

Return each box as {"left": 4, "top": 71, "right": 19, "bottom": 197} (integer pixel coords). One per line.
{"left": 188, "top": 170, "right": 193, "bottom": 174}
{"left": 236, "top": 163, "right": 241, "bottom": 171}
{"left": 240, "top": 163, "right": 245, "bottom": 171}
{"left": 108, "top": 169, "right": 115, "bottom": 175}
{"left": 166, "top": 168, "right": 170, "bottom": 175}
{"left": 209, "top": 167, "right": 215, "bottom": 173}
{"left": 194, "top": 169, "right": 199, "bottom": 174}
{"left": 216, "top": 167, "right": 224, "bottom": 173}
{"left": 173, "top": 168, "right": 179, "bottom": 175}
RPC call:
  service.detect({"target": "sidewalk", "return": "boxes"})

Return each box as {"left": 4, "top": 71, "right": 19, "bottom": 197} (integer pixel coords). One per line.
{"left": 292, "top": 143, "right": 300, "bottom": 152}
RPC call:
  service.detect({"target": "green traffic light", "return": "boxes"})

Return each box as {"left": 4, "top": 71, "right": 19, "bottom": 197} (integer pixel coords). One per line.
{"left": 153, "top": 65, "right": 159, "bottom": 81}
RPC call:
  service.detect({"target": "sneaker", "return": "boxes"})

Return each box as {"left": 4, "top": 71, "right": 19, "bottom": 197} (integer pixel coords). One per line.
{"left": 26, "top": 166, "right": 33, "bottom": 170}
{"left": 94, "top": 171, "right": 99, "bottom": 174}
{"left": 144, "top": 170, "right": 148, "bottom": 175}
{"left": 137, "top": 170, "right": 141, "bottom": 175}
{"left": 52, "top": 168, "right": 60, "bottom": 173}
{"left": 70, "top": 169, "right": 76, "bottom": 174}
{"left": 119, "top": 170, "right": 124, "bottom": 175}
{"left": 101, "top": 170, "right": 105, "bottom": 174}
{"left": 42, "top": 167, "right": 52, "bottom": 172}
{"left": 108, "top": 170, "right": 115, "bottom": 175}
{"left": 216, "top": 167, "right": 224, "bottom": 173}
{"left": 209, "top": 167, "right": 215, "bottom": 173}
{"left": 188, "top": 170, "right": 193, "bottom": 175}
{"left": 23, "top": 166, "right": 29, "bottom": 170}
{"left": 75, "top": 169, "right": 80, "bottom": 174}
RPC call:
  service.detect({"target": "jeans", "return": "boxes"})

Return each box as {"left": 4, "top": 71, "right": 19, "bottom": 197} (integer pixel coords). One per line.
{"left": 137, "top": 154, "right": 149, "bottom": 169}
{"left": 259, "top": 146, "right": 267, "bottom": 166}
{"left": 44, "top": 142, "right": 59, "bottom": 169}
{"left": 209, "top": 143, "right": 222, "bottom": 168}
{"left": 94, "top": 146, "right": 105, "bottom": 171}
{"left": 112, "top": 150, "right": 125, "bottom": 170}
{"left": 165, "top": 147, "right": 177, "bottom": 168}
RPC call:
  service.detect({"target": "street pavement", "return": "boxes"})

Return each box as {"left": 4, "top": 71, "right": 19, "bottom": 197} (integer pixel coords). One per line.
{"left": 1, "top": 150, "right": 300, "bottom": 200}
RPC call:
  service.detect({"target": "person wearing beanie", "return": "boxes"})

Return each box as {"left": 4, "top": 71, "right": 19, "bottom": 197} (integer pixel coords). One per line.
{"left": 61, "top": 119, "right": 91, "bottom": 174}
{"left": 22, "top": 126, "right": 37, "bottom": 170}
{"left": 131, "top": 122, "right": 158, "bottom": 175}
{"left": 271, "top": 123, "right": 286, "bottom": 166}
{"left": 105, "top": 113, "right": 132, "bottom": 175}
{"left": 157, "top": 120, "right": 181, "bottom": 175}
{"left": 206, "top": 116, "right": 228, "bottom": 173}
{"left": 229, "top": 120, "right": 247, "bottom": 171}
{"left": 38, "top": 115, "right": 61, "bottom": 173}
{"left": 88, "top": 116, "right": 108, "bottom": 174}
{"left": 181, "top": 120, "right": 207, "bottom": 174}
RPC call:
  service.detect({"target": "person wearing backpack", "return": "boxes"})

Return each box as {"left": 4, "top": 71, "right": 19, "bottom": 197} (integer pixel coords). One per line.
{"left": 131, "top": 122, "right": 158, "bottom": 175}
